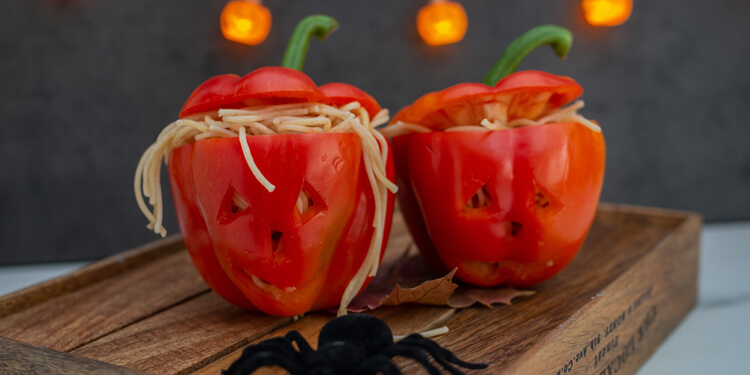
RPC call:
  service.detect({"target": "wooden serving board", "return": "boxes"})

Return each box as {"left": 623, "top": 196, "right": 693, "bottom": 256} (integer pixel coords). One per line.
{"left": 0, "top": 203, "right": 700, "bottom": 375}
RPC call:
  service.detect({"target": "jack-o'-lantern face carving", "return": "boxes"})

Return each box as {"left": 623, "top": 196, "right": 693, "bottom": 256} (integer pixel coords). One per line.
{"left": 385, "top": 59, "right": 606, "bottom": 288}
{"left": 136, "top": 16, "right": 397, "bottom": 317}
{"left": 168, "top": 133, "right": 395, "bottom": 316}
{"left": 392, "top": 122, "right": 605, "bottom": 287}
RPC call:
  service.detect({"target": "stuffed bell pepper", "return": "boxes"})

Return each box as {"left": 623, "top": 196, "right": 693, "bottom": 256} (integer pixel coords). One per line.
{"left": 135, "top": 15, "right": 397, "bottom": 317}
{"left": 380, "top": 25, "right": 605, "bottom": 287}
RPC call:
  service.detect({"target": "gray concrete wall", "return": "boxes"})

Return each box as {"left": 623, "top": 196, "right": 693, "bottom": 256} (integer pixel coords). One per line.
{"left": 1, "top": 0, "right": 748, "bottom": 264}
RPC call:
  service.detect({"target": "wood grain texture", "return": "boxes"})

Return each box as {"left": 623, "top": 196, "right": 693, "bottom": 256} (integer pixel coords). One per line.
{"left": 0, "top": 204, "right": 700, "bottom": 375}
{"left": 191, "top": 211, "right": 451, "bottom": 375}
{"left": 0, "top": 250, "right": 208, "bottom": 351}
{"left": 502, "top": 208, "right": 701, "bottom": 375}
{"left": 0, "top": 235, "right": 185, "bottom": 319}
{"left": 0, "top": 336, "right": 146, "bottom": 375}
{"left": 398, "top": 204, "right": 701, "bottom": 375}
{"left": 71, "top": 292, "right": 290, "bottom": 375}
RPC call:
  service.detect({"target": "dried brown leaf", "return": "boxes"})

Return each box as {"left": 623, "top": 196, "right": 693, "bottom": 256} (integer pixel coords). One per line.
{"left": 448, "top": 287, "right": 536, "bottom": 308}
{"left": 347, "top": 247, "right": 534, "bottom": 312}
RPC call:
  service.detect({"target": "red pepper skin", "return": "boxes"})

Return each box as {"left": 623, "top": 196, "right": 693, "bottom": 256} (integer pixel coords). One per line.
{"left": 179, "top": 67, "right": 381, "bottom": 118}
{"left": 391, "top": 71, "right": 605, "bottom": 287}
{"left": 160, "top": 15, "right": 395, "bottom": 316}
{"left": 169, "top": 144, "right": 257, "bottom": 311}
{"left": 393, "top": 71, "right": 582, "bottom": 130}
{"left": 318, "top": 82, "right": 382, "bottom": 118}
{"left": 169, "top": 66, "right": 394, "bottom": 316}
{"left": 169, "top": 134, "right": 395, "bottom": 316}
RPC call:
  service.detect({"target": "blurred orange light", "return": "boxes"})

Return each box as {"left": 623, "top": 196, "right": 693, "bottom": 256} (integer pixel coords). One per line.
{"left": 582, "top": 0, "right": 632, "bottom": 27}
{"left": 417, "top": 0, "right": 468, "bottom": 46}
{"left": 221, "top": 0, "right": 272, "bottom": 45}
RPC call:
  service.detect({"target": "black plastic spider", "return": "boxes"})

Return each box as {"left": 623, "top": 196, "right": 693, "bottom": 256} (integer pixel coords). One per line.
{"left": 223, "top": 313, "right": 488, "bottom": 375}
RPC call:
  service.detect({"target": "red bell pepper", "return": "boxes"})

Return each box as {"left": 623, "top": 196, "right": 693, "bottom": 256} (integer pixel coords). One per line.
{"left": 387, "top": 26, "right": 605, "bottom": 287}
{"left": 163, "top": 15, "right": 395, "bottom": 316}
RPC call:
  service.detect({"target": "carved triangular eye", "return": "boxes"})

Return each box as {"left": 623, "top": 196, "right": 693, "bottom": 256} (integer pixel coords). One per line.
{"left": 465, "top": 185, "right": 492, "bottom": 209}
{"left": 231, "top": 191, "right": 249, "bottom": 213}
{"left": 533, "top": 181, "right": 563, "bottom": 217}
{"left": 218, "top": 186, "right": 251, "bottom": 225}
{"left": 295, "top": 180, "right": 327, "bottom": 224}
{"left": 296, "top": 190, "right": 315, "bottom": 215}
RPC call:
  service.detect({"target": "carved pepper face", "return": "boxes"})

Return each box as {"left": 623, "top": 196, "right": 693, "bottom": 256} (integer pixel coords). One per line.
{"left": 388, "top": 70, "right": 605, "bottom": 287}
{"left": 143, "top": 17, "right": 397, "bottom": 317}
{"left": 393, "top": 124, "right": 605, "bottom": 287}
{"left": 169, "top": 133, "right": 395, "bottom": 316}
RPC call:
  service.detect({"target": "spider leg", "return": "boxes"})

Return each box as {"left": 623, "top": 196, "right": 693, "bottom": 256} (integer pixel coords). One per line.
{"left": 223, "top": 351, "right": 305, "bottom": 375}
{"left": 224, "top": 337, "right": 307, "bottom": 375}
{"left": 309, "top": 368, "right": 338, "bottom": 375}
{"left": 237, "top": 337, "right": 301, "bottom": 361}
{"left": 285, "top": 330, "right": 314, "bottom": 354}
{"left": 399, "top": 334, "right": 488, "bottom": 371}
{"left": 356, "top": 354, "right": 404, "bottom": 375}
{"left": 380, "top": 346, "right": 443, "bottom": 375}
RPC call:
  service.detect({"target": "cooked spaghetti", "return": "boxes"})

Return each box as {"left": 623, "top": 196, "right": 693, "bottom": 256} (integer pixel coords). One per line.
{"left": 134, "top": 101, "right": 397, "bottom": 316}
{"left": 379, "top": 100, "right": 601, "bottom": 138}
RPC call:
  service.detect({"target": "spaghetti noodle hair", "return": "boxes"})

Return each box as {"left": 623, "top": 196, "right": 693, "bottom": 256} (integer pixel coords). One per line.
{"left": 379, "top": 100, "right": 601, "bottom": 138}
{"left": 135, "top": 102, "right": 397, "bottom": 316}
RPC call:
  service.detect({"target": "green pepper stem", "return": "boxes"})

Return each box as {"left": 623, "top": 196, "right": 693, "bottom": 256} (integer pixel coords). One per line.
{"left": 482, "top": 25, "right": 573, "bottom": 86}
{"left": 281, "top": 15, "right": 339, "bottom": 71}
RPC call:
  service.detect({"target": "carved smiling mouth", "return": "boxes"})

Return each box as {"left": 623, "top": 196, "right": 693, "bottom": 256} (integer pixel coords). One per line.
{"left": 250, "top": 274, "right": 297, "bottom": 293}
{"left": 234, "top": 268, "right": 297, "bottom": 295}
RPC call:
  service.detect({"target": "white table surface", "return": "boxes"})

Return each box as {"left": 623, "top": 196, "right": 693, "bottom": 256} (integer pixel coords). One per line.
{"left": 1, "top": 222, "right": 748, "bottom": 374}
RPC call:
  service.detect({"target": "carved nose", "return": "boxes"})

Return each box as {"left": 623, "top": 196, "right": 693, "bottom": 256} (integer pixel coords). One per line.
{"left": 504, "top": 221, "right": 523, "bottom": 236}
{"left": 271, "top": 230, "right": 283, "bottom": 252}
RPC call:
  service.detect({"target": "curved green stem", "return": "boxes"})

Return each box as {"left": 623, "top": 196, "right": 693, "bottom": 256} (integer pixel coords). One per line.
{"left": 281, "top": 15, "right": 339, "bottom": 71}
{"left": 482, "top": 25, "right": 573, "bottom": 86}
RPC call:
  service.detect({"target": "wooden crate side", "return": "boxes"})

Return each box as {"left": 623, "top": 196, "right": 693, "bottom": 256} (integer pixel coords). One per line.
{"left": 0, "top": 251, "right": 208, "bottom": 352}
{"left": 596, "top": 203, "right": 691, "bottom": 227}
{"left": 0, "top": 235, "right": 185, "bottom": 319}
{"left": 0, "top": 336, "right": 146, "bottom": 375}
{"left": 402, "top": 207, "right": 681, "bottom": 373}
{"left": 504, "top": 213, "right": 701, "bottom": 374}
{"left": 0, "top": 204, "right": 701, "bottom": 375}
{"left": 194, "top": 206, "right": 692, "bottom": 375}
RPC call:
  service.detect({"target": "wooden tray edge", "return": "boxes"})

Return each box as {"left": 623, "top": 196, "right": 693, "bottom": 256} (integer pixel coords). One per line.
{"left": 598, "top": 202, "right": 703, "bottom": 224}
{"left": 505, "top": 203, "right": 702, "bottom": 374}
{"left": 0, "top": 235, "right": 185, "bottom": 319}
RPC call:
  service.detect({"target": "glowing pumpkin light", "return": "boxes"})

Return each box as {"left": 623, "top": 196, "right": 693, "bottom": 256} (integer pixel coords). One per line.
{"left": 417, "top": 0, "right": 468, "bottom": 46}
{"left": 582, "top": 0, "right": 632, "bottom": 27}
{"left": 220, "top": 0, "right": 272, "bottom": 45}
